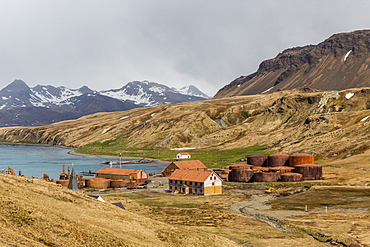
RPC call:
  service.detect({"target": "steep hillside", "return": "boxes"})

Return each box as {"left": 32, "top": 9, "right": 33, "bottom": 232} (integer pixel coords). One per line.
{"left": 0, "top": 174, "right": 239, "bottom": 246}
{"left": 215, "top": 30, "right": 370, "bottom": 98}
{"left": 1, "top": 88, "right": 370, "bottom": 162}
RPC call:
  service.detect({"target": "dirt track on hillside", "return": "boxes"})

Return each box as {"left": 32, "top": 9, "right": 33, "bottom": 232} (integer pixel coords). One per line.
{"left": 229, "top": 195, "right": 309, "bottom": 230}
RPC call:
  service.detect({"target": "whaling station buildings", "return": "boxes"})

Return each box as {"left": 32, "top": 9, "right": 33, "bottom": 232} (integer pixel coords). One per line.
{"left": 3, "top": 152, "right": 322, "bottom": 196}
{"left": 213, "top": 153, "right": 322, "bottom": 183}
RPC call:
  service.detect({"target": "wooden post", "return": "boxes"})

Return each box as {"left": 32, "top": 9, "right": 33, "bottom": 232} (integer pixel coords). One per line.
{"left": 305, "top": 205, "right": 308, "bottom": 212}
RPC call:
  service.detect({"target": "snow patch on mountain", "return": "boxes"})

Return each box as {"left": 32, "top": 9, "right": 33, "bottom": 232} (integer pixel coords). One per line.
{"left": 30, "top": 86, "right": 84, "bottom": 107}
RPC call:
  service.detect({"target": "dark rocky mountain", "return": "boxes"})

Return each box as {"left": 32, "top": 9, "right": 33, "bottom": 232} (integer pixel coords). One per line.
{"left": 0, "top": 80, "right": 209, "bottom": 126}
{"left": 214, "top": 30, "right": 370, "bottom": 98}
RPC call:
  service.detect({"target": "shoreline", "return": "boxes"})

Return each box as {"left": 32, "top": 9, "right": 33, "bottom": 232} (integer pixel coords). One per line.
{"left": 0, "top": 142, "right": 171, "bottom": 164}
{"left": 67, "top": 150, "right": 170, "bottom": 165}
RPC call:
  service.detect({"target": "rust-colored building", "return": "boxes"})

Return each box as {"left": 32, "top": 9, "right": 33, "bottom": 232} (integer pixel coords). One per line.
{"left": 168, "top": 169, "right": 222, "bottom": 195}
{"left": 95, "top": 167, "right": 148, "bottom": 183}
{"left": 162, "top": 160, "right": 208, "bottom": 176}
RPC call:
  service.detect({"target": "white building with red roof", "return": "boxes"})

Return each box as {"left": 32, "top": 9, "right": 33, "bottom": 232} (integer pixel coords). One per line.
{"left": 168, "top": 169, "right": 222, "bottom": 195}
{"left": 176, "top": 152, "right": 191, "bottom": 159}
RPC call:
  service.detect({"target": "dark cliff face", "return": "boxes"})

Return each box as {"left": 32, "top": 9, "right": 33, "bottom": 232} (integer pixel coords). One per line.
{"left": 214, "top": 30, "right": 370, "bottom": 98}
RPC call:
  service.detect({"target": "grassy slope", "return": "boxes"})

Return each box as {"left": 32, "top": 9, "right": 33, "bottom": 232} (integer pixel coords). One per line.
{"left": 102, "top": 186, "right": 328, "bottom": 247}
{"left": 268, "top": 186, "right": 370, "bottom": 246}
{"left": 0, "top": 174, "right": 239, "bottom": 247}
{"left": 1, "top": 88, "right": 370, "bottom": 167}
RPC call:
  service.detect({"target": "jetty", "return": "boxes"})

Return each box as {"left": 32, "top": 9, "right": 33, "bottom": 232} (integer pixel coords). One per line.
{"left": 101, "top": 158, "right": 155, "bottom": 165}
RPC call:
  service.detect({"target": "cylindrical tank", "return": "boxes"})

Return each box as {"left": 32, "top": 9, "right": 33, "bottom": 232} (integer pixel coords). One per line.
{"left": 110, "top": 179, "right": 130, "bottom": 188}
{"left": 229, "top": 163, "right": 253, "bottom": 170}
{"left": 294, "top": 164, "right": 322, "bottom": 180}
{"left": 212, "top": 169, "right": 231, "bottom": 182}
{"left": 253, "top": 171, "right": 281, "bottom": 182}
{"left": 56, "top": 179, "right": 69, "bottom": 187}
{"left": 59, "top": 173, "right": 68, "bottom": 180}
{"left": 126, "top": 180, "right": 137, "bottom": 189}
{"left": 289, "top": 153, "right": 314, "bottom": 167}
{"left": 229, "top": 168, "right": 254, "bottom": 182}
{"left": 78, "top": 180, "right": 84, "bottom": 189}
{"left": 268, "top": 154, "right": 290, "bottom": 167}
{"left": 281, "top": 172, "right": 303, "bottom": 182}
{"left": 246, "top": 155, "right": 268, "bottom": 167}
{"left": 85, "top": 178, "right": 111, "bottom": 188}
{"left": 268, "top": 166, "right": 294, "bottom": 174}
{"left": 251, "top": 166, "right": 269, "bottom": 172}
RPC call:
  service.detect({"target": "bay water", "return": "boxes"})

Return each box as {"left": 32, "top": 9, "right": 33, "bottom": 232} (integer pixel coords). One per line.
{"left": 0, "top": 144, "right": 167, "bottom": 180}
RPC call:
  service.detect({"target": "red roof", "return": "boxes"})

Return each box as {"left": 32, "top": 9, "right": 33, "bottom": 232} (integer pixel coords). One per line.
{"left": 172, "top": 160, "right": 207, "bottom": 170}
{"left": 169, "top": 169, "right": 213, "bottom": 182}
{"left": 96, "top": 167, "right": 142, "bottom": 176}
{"left": 179, "top": 152, "right": 190, "bottom": 155}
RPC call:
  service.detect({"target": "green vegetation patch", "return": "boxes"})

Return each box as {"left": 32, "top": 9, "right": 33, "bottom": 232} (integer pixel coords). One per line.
{"left": 76, "top": 141, "right": 272, "bottom": 167}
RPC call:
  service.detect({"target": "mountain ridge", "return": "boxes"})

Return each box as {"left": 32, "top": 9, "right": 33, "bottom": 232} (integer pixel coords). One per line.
{"left": 214, "top": 29, "right": 370, "bottom": 98}
{"left": 1, "top": 87, "right": 370, "bottom": 163}
{"left": 0, "top": 80, "right": 209, "bottom": 126}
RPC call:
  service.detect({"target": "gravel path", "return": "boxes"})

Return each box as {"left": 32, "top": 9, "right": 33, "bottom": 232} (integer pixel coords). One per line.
{"left": 230, "top": 194, "right": 309, "bottom": 230}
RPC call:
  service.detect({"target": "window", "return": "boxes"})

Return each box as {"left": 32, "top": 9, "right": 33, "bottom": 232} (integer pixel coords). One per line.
{"left": 195, "top": 189, "right": 197, "bottom": 193}
{"left": 190, "top": 182, "right": 192, "bottom": 185}
{"left": 212, "top": 182, "right": 215, "bottom": 186}
{"left": 170, "top": 186, "right": 172, "bottom": 189}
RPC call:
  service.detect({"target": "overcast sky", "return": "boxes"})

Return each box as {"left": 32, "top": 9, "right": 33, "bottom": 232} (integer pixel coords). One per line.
{"left": 1, "top": 0, "right": 369, "bottom": 96}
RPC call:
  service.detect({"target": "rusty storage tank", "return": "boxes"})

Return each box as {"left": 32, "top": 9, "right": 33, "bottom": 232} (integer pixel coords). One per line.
{"left": 289, "top": 153, "right": 314, "bottom": 167}
{"left": 251, "top": 166, "right": 269, "bottom": 172}
{"left": 253, "top": 171, "right": 281, "bottom": 182}
{"left": 281, "top": 172, "right": 303, "bottom": 182}
{"left": 56, "top": 179, "right": 69, "bottom": 187}
{"left": 127, "top": 180, "right": 137, "bottom": 189}
{"left": 229, "top": 167, "right": 254, "bottom": 182}
{"left": 229, "top": 163, "right": 253, "bottom": 170}
{"left": 268, "top": 154, "right": 290, "bottom": 167}
{"left": 269, "top": 166, "right": 294, "bottom": 174}
{"left": 85, "top": 178, "right": 111, "bottom": 188}
{"left": 110, "top": 179, "right": 130, "bottom": 188}
{"left": 212, "top": 169, "right": 231, "bottom": 182}
{"left": 294, "top": 164, "right": 322, "bottom": 180}
{"left": 78, "top": 180, "right": 84, "bottom": 189}
{"left": 246, "top": 154, "right": 268, "bottom": 167}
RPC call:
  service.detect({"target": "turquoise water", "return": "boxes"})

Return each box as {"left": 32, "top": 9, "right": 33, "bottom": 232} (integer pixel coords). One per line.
{"left": 0, "top": 144, "right": 167, "bottom": 180}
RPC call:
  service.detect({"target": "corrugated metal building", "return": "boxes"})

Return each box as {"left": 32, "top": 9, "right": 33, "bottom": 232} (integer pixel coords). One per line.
{"left": 95, "top": 167, "right": 148, "bottom": 183}
{"left": 162, "top": 160, "right": 208, "bottom": 176}
{"left": 168, "top": 169, "right": 222, "bottom": 195}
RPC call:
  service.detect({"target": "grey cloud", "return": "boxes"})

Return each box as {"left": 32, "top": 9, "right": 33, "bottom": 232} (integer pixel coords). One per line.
{"left": 0, "top": 0, "right": 369, "bottom": 96}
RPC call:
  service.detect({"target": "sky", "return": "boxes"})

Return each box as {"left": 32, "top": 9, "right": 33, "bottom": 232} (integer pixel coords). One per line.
{"left": 1, "top": 1, "right": 370, "bottom": 96}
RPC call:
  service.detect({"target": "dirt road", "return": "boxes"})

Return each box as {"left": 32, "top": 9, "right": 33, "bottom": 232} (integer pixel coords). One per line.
{"left": 229, "top": 194, "right": 309, "bottom": 230}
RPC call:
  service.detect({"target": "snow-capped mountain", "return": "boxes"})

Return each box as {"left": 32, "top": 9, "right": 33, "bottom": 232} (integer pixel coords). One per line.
{"left": 100, "top": 81, "right": 209, "bottom": 107}
{"left": 173, "top": 85, "right": 210, "bottom": 98}
{"left": 0, "top": 80, "right": 209, "bottom": 126}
